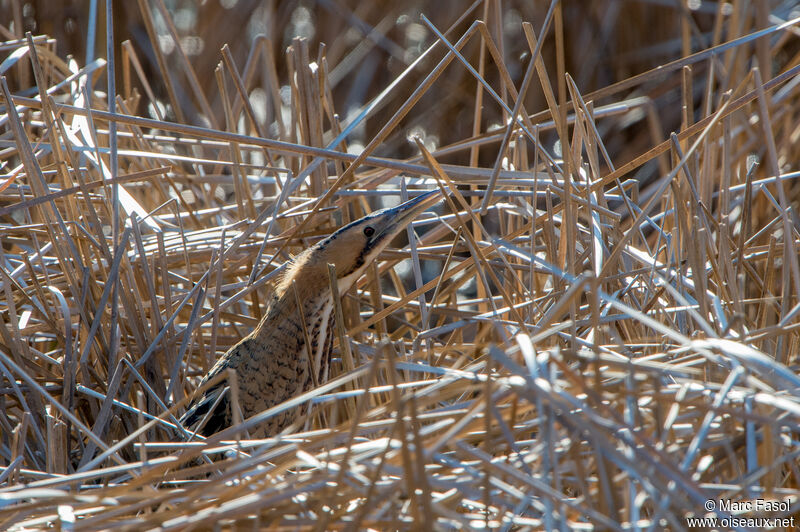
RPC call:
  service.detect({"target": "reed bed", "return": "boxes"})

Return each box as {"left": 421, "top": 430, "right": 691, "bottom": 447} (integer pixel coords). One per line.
{"left": 1, "top": 1, "right": 800, "bottom": 529}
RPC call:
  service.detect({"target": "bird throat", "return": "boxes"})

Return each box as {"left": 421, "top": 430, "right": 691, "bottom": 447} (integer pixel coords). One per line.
{"left": 301, "top": 293, "right": 334, "bottom": 389}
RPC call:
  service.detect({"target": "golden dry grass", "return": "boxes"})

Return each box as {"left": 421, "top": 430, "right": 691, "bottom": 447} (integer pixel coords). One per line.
{"left": 1, "top": 1, "right": 800, "bottom": 529}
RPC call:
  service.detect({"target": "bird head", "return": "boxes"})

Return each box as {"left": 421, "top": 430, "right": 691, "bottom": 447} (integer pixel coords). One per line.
{"left": 282, "top": 189, "right": 441, "bottom": 294}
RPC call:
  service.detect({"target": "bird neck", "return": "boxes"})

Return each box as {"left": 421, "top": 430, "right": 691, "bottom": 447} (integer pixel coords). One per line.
{"left": 252, "top": 275, "right": 336, "bottom": 383}
{"left": 253, "top": 275, "right": 332, "bottom": 336}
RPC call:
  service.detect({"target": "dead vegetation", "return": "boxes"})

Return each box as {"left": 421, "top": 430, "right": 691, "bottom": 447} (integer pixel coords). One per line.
{"left": 1, "top": 0, "right": 800, "bottom": 529}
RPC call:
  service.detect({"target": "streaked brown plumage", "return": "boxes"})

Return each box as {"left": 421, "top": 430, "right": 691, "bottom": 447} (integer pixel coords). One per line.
{"left": 181, "top": 190, "right": 440, "bottom": 437}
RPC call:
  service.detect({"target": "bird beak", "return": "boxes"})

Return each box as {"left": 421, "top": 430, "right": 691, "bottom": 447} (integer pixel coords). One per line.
{"left": 376, "top": 189, "right": 441, "bottom": 240}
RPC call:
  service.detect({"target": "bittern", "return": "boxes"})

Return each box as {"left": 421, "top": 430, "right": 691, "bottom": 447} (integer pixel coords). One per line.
{"left": 181, "top": 189, "right": 440, "bottom": 437}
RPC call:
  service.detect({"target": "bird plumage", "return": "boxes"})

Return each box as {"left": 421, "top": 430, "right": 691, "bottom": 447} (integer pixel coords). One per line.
{"left": 181, "top": 190, "right": 440, "bottom": 437}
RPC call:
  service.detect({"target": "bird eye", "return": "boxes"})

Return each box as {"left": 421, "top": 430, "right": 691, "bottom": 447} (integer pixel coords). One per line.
{"left": 363, "top": 226, "right": 375, "bottom": 237}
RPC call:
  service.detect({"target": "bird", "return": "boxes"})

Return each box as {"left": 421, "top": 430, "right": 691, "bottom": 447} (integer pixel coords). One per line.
{"left": 180, "top": 189, "right": 441, "bottom": 438}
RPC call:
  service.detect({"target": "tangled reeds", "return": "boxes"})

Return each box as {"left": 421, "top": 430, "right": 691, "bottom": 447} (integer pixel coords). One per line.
{"left": 1, "top": 1, "right": 800, "bottom": 529}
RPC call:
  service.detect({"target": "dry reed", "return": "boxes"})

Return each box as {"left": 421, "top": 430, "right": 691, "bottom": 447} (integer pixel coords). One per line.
{"left": 1, "top": 1, "right": 800, "bottom": 530}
